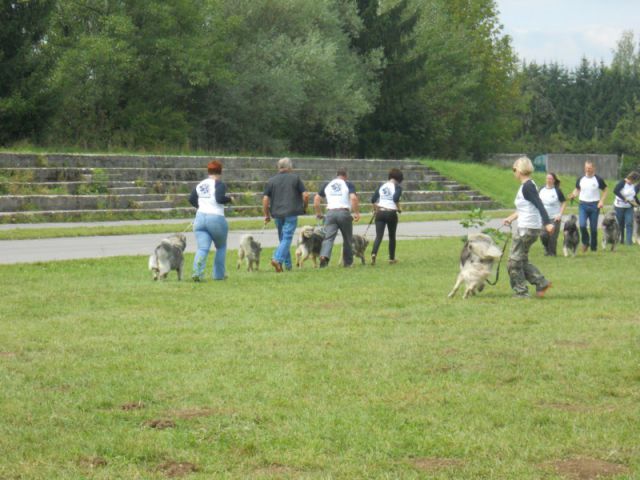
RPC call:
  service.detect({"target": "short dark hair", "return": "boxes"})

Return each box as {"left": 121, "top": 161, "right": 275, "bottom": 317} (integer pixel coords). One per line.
{"left": 627, "top": 171, "right": 640, "bottom": 183}
{"left": 388, "top": 168, "right": 403, "bottom": 183}
{"left": 336, "top": 167, "right": 348, "bottom": 177}
{"left": 207, "top": 160, "right": 222, "bottom": 175}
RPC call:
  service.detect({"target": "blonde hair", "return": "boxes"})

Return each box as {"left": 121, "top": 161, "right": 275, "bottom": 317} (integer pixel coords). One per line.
{"left": 512, "top": 156, "right": 534, "bottom": 176}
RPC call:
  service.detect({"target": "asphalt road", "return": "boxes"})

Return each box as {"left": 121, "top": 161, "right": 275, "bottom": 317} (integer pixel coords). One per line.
{"left": 0, "top": 218, "right": 505, "bottom": 264}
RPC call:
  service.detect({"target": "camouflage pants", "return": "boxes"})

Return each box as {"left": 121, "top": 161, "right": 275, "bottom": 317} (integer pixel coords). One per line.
{"left": 507, "top": 228, "right": 550, "bottom": 295}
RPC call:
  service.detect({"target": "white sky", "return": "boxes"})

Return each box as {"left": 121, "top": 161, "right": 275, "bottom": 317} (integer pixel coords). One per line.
{"left": 495, "top": 0, "right": 640, "bottom": 67}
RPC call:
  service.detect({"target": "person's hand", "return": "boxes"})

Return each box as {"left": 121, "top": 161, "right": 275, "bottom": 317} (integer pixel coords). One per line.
{"left": 503, "top": 218, "right": 512, "bottom": 226}
{"left": 545, "top": 223, "right": 554, "bottom": 234}
{"left": 554, "top": 214, "right": 562, "bottom": 222}
{"left": 597, "top": 200, "right": 604, "bottom": 209}
{"left": 353, "top": 213, "right": 361, "bottom": 222}
{"left": 315, "top": 213, "right": 324, "bottom": 220}
{"left": 264, "top": 215, "right": 271, "bottom": 224}
{"left": 568, "top": 192, "right": 576, "bottom": 200}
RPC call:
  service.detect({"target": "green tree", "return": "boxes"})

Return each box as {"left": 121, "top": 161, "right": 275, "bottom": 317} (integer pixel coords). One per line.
{"left": 0, "top": 0, "right": 55, "bottom": 145}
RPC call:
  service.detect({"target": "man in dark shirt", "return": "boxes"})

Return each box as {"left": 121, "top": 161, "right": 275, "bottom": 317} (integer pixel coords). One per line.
{"left": 262, "top": 157, "right": 309, "bottom": 272}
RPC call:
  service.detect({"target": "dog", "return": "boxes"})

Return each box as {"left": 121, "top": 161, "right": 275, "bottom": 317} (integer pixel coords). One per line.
{"left": 148, "top": 233, "right": 187, "bottom": 280}
{"left": 448, "top": 233, "right": 503, "bottom": 299}
{"left": 351, "top": 234, "right": 369, "bottom": 265}
{"left": 295, "top": 225, "right": 325, "bottom": 268}
{"left": 237, "top": 234, "right": 262, "bottom": 271}
{"left": 601, "top": 211, "right": 620, "bottom": 251}
{"left": 562, "top": 215, "right": 580, "bottom": 257}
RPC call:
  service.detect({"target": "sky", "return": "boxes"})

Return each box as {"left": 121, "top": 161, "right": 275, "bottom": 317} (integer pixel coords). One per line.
{"left": 494, "top": 0, "right": 640, "bottom": 68}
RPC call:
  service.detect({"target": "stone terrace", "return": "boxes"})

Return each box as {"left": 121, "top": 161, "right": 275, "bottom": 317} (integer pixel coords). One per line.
{"left": 0, "top": 153, "right": 500, "bottom": 222}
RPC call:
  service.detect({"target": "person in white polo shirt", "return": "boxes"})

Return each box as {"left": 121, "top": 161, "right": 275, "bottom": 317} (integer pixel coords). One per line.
{"left": 503, "top": 156, "right": 554, "bottom": 298}
{"left": 612, "top": 171, "right": 640, "bottom": 245}
{"left": 313, "top": 167, "right": 360, "bottom": 267}
{"left": 568, "top": 160, "right": 608, "bottom": 252}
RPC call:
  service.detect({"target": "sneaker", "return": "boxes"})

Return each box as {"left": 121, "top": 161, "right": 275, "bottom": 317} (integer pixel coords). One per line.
{"left": 319, "top": 257, "right": 329, "bottom": 268}
{"left": 370, "top": 254, "right": 376, "bottom": 266}
{"left": 270, "top": 259, "right": 283, "bottom": 273}
{"left": 389, "top": 259, "right": 398, "bottom": 265}
{"left": 513, "top": 292, "right": 530, "bottom": 298}
{"left": 536, "top": 282, "right": 552, "bottom": 298}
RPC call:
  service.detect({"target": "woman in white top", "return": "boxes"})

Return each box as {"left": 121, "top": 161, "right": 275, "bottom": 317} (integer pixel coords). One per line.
{"left": 503, "top": 157, "right": 554, "bottom": 298}
{"left": 538, "top": 172, "right": 567, "bottom": 256}
{"left": 189, "top": 160, "right": 233, "bottom": 281}
{"left": 370, "top": 168, "right": 403, "bottom": 265}
{"left": 613, "top": 171, "right": 640, "bottom": 245}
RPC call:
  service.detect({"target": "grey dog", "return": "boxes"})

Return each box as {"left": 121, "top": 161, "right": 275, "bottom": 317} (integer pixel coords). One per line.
{"left": 562, "top": 215, "right": 580, "bottom": 257}
{"left": 237, "top": 234, "right": 262, "bottom": 271}
{"left": 448, "top": 233, "right": 503, "bottom": 299}
{"left": 148, "top": 233, "right": 187, "bottom": 280}
{"left": 601, "top": 211, "right": 620, "bottom": 251}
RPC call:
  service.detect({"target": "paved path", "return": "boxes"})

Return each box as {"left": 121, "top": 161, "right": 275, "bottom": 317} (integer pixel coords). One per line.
{"left": 0, "top": 219, "right": 504, "bottom": 264}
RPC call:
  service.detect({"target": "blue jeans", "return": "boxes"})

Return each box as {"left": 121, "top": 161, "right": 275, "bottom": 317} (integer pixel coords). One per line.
{"left": 192, "top": 212, "right": 228, "bottom": 280}
{"left": 579, "top": 201, "right": 599, "bottom": 251}
{"left": 615, "top": 206, "right": 634, "bottom": 245}
{"left": 273, "top": 216, "right": 298, "bottom": 269}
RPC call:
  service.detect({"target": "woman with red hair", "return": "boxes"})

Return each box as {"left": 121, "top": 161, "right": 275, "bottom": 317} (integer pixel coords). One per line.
{"left": 189, "top": 160, "right": 233, "bottom": 280}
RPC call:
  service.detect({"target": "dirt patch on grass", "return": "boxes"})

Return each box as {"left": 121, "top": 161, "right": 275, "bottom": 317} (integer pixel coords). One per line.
{"left": 144, "top": 419, "right": 176, "bottom": 429}
{"left": 157, "top": 461, "right": 198, "bottom": 477}
{"left": 410, "top": 458, "right": 463, "bottom": 472}
{"left": 121, "top": 401, "right": 145, "bottom": 411}
{"left": 78, "top": 456, "right": 107, "bottom": 469}
{"left": 254, "top": 463, "right": 297, "bottom": 476}
{"left": 542, "top": 458, "right": 629, "bottom": 479}
{"left": 0, "top": 352, "right": 16, "bottom": 358}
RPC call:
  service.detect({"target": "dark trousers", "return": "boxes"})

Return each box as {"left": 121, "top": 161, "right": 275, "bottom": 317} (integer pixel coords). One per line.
{"left": 579, "top": 201, "right": 599, "bottom": 251}
{"left": 540, "top": 218, "right": 561, "bottom": 256}
{"left": 371, "top": 210, "right": 398, "bottom": 260}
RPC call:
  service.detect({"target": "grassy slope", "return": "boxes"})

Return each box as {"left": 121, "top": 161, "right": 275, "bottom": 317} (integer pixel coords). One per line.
{"left": 0, "top": 239, "right": 638, "bottom": 478}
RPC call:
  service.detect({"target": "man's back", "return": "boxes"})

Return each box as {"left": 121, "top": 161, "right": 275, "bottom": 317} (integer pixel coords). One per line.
{"left": 264, "top": 172, "right": 306, "bottom": 218}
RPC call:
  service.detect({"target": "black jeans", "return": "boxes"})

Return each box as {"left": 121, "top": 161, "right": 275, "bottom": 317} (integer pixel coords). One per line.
{"left": 371, "top": 210, "right": 398, "bottom": 260}
{"left": 540, "top": 219, "right": 561, "bottom": 256}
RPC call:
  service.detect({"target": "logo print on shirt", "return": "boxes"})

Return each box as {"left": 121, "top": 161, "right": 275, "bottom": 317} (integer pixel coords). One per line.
{"left": 330, "top": 182, "right": 342, "bottom": 194}
{"left": 381, "top": 187, "right": 391, "bottom": 196}
{"left": 198, "top": 184, "right": 210, "bottom": 195}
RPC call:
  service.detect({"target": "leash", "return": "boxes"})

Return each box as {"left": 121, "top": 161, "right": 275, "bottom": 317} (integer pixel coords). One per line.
{"left": 485, "top": 225, "right": 511, "bottom": 286}
{"left": 181, "top": 221, "right": 194, "bottom": 233}
{"left": 362, "top": 211, "right": 376, "bottom": 239}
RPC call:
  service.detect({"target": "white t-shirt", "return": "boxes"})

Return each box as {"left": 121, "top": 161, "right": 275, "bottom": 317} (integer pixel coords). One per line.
{"left": 538, "top": 186, "right": 565, "bottom": 218}
{"left": 195, "top": 178, "right": 225, "bottom": 216}
{"left": 614, "top": 181, "right": 637, "bottom": 208}
{"left": 374, "top": 181, "right": 401, "bottom": 210}
{"left": 576, "top": 175, "right": 606, "bottom": 202}
{"left": 320, "top": 178, "right": 355, "bottom": 210}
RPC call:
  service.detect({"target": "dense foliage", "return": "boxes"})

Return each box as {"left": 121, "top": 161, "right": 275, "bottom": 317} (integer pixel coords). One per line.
{"left": 1, "top": 0, "right": 639, "bottom": 160}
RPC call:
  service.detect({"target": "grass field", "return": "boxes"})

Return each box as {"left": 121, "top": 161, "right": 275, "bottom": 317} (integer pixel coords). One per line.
{"left": 1, "top": 238, "right": 638, "bottom": 479}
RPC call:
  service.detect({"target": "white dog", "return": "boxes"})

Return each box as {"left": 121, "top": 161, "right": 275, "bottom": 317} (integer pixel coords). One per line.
{"left": 148, "top": 233, "right": 187, "bottom": 280}
{"left": 448, "top": 233, "right": 503, "bottom": 299}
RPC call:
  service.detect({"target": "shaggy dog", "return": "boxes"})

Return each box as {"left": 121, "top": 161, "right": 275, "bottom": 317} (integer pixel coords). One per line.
{"left": 295, "top": 225, "right": 325, "bottom": 268}
{"left": 148, "top": 233, "right": 187, "bottom": 280}
{"left": 351, "top": 234, "right": 369, "bottom": 265}
{"left": 562, "top": 215, "right": 580, "bottom": 257}
{"left": 601, "top": 211, "right": 620, "bottom": 251}
{"left": 448, "top": 233, "right": 503, "bottom": 299}
{"left": 237, "top": 234, "right": 262, "bottom": 271}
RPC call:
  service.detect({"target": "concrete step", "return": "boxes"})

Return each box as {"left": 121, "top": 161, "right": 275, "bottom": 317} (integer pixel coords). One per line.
{"left": 107, "top": 186, "right": 148, "bottom": 194}
{"left": 0, "top": 194, "right": 188, "bottom": 212}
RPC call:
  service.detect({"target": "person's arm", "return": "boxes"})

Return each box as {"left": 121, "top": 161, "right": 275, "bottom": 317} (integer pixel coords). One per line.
{"left": 556, "top": 187, "right": 567, "bottom": 219}
{"left": 613, "top": 180, "right": 626, "bottom": 203}
{"left": 313, "top": 192, "right": 323, "bottom": 218}
{"left": 393, "top": 185, "right": 402, "bottom": 212}
{"left": 302, "top": 191, "right": 310, "bottom": 213}
{"left": 214, "top": 181, "right": 232, "bottom": 204}
{"left": 503, "top": 211, "right": 518, "bottom": 225}
{"left": 370, "top": 187, "right": 380, "bottom": 205}
{"left": 568, "top": 177, "right": 581, "bottom": 200}
{"left": 597, "top": 176, "right": 608, "bottom": 209}
{"left": 350, "top": 193, "right": 360, "bottom": 222}
{"left": 262, "top": 195, "right": 271, "bottom": 224}
{"left": 189, "top": 188, "right": 198, "bottom": 209}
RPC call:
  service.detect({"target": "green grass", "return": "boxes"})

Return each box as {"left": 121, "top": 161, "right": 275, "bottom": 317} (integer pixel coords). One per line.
{"left": 423, "top": 159, "right": 581, "bottom": 208}
{"left": 1, "top": 239, "right": 638, "bottom": 478}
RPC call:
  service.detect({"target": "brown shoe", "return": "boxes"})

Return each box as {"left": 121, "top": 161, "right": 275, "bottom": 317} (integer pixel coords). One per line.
{"left": 370, "top": 254, "right": 376, "bottom": 266}
{"left": 270, "top": 259, "right": 283, "bottom": 273}
{"left": 536, "top": 282, "right": 552, "bottom": 298}
{"left": 581, "top": 245, "right": 588, "bottom": 253}
{"left": 389, "top": 259, "right": 398, "bottom": 265}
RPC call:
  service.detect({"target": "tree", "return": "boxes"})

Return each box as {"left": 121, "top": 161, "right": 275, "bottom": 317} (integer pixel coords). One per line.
{"left": 0, "top": 0, "right": 55, "bottom": 145}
